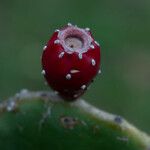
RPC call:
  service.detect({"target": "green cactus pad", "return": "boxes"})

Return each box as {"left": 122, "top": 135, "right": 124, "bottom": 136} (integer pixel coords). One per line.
{"left": 0, "top": 90, "right": 149, "bottom": 150}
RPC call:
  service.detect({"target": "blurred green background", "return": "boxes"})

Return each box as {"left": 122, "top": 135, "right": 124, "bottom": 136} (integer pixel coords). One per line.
{"left": 0, "top": 0, "right": 150, "bottom": 134}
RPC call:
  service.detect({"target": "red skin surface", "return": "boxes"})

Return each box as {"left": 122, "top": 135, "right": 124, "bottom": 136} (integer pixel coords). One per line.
{"left": 42, "top": 25, "right": 101, "bottom": 101}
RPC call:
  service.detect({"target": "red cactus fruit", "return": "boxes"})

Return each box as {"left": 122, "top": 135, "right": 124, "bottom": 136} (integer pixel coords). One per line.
{"left": 41, "top": 23, "right": 101, "bottom": 101}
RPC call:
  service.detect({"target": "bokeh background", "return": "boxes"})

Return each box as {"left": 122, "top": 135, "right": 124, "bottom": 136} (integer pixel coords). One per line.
{"left": 0, "top": 0, "right": 150, "bottom": 134}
